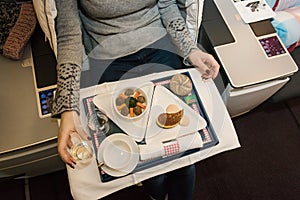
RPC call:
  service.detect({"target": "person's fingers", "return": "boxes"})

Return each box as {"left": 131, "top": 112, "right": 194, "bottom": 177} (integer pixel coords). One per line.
{"left": 203, "top": 65, "right": 217, "bottom": 80}
{"left": 199, "top": 63, "right": 214, "bottom": 80}
{"left": 201, "top": 55, "right": 220, "bottom": 80}
{"left": 209, "top": 63, "right": 220, "bottom": 80}
{"left": 59, "top": 148, "right": 77, "bottom": 168}
{"left": 58, "top": 136, "right": 77, "bottom": 168}
{"left": 208, "top": 55, "right": 220, "bottom": 79}
{"left": 67, "top": 137, "right": 73, "bottom": 149}
{"left": 58, "top": 127, "right": 77, "bottom": 168}
{"left": 57, "top": 111, "right": 91, "bottom": 168}
{"left": 189, "top": 50, "right": 219, "bottom": 80}
{"left": 58, "top": 111, "right": 79, "bottom": 163}
{"left": 193, "top": 60, "right": 211, "bottom": 79}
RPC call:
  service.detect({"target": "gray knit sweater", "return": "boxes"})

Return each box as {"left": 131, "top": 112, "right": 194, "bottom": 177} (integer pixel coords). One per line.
{"left": 52, "top": 0, "right": 198, "bottom": 117}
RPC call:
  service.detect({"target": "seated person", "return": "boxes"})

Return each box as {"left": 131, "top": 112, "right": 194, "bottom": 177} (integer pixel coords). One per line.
{"left": 52, "top": 1, "right": 220, "bottom": 199}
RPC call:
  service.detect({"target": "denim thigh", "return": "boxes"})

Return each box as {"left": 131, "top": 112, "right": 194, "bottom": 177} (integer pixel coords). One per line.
{"left": 98, "top": 47, "right": 183, "bottom": 84}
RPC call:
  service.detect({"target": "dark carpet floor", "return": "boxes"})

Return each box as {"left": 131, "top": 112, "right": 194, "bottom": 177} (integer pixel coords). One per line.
{"left": 1, "top": 97, "right": 299, "bottom": 200}
{"left": 194, "top": 97, "right": 300, "bottom": 200}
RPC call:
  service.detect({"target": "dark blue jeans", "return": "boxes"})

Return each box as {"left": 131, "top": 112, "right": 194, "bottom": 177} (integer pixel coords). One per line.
{"left": 143, "top": 164, "right": 196, "bottom": 200}
{"left": 81, "top": 36, "right": 185, "bottom": 88}
{"left": 98, "top": 47, "right": 182, "bottom": 84}
{"left": 81, "top": 36, "right": 196, "bottom": 199}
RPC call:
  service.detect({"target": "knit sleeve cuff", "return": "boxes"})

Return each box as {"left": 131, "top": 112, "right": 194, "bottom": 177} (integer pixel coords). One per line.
{"left": 51, "top": 63, "right": 81, "bottom": 118}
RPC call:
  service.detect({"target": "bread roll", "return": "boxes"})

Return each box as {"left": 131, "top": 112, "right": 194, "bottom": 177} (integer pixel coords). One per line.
{"left": 169, "top": 74, "right": 192, "bottom": 96}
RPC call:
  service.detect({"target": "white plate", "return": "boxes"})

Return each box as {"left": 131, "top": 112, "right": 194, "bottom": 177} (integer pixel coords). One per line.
{"left": 97, "top": 133, "right": 139, "bottom": 177}
{"left": 93, "top": 82, "right": 155, "bottom": 142}
{"left": 145, "top": 85, "right": 207, "bottom": 143}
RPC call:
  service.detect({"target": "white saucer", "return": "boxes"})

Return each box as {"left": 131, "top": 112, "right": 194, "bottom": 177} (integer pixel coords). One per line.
{"left": 97, "top": 133, "right": 139, "bottom": 177}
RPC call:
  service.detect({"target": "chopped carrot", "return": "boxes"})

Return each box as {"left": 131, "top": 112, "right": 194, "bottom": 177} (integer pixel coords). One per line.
{"left": 133, "top": 90, "right": 141, "bottom": 99}
{"left": 129, "top": 108, "right": 134, "bottom": 117}
{"left": 117, "top": 103, "right": 126, "bottom": 110}
{"left": 119, "top": 93, "right": 128, "bottom": 99}
{"left": 136, "top": 102, "right": 146, "bottom": 109}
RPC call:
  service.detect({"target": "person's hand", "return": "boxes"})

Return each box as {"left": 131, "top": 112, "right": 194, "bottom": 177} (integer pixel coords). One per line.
{"left": 188, "top": 50, "right": 220, "bottom": 80}
{"left": 58, "top": 111, "right": 87, "bottom": 168}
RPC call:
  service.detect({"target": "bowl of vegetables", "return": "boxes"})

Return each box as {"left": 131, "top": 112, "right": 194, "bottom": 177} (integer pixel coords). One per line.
{"left": 113, "top": 87, "right": 148, "bottom": 120}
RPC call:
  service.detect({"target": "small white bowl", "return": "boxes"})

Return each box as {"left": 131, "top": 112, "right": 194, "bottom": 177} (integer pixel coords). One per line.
{"left": 102, "top": 139, "right": 133, "bottom": 170}
{"left": 113, "top": 87, "right": 148, "bottom": 120}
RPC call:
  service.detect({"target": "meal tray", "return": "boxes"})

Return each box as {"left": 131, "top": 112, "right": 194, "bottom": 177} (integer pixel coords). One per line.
{"left": 82, "top": 72, "right": 219, "bottom": 182}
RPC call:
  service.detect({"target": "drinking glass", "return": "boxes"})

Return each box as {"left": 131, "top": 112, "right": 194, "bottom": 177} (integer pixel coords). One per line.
{"left": 88, "top": 111, "right": 110, "bottom": 136}
{"left": 96, "top": 112, "right": 110, "bottom": 135}
{"left": 70, "top": 132, "right": 94, "bottom": 164}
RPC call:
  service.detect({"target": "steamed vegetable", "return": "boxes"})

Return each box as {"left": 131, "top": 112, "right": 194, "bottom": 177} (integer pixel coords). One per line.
{"left": 115, "top": 88, "right": 147, "bottom": 118}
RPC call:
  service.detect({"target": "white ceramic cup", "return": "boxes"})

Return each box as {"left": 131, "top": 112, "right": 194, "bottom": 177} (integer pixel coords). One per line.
{"left": 103, "top": 139, "right": 133, "bottom": 170}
